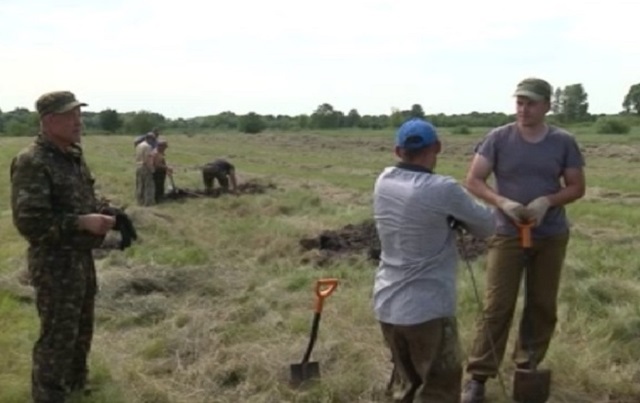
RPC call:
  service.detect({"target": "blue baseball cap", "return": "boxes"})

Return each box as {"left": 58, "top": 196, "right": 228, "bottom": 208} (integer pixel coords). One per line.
{"left": 395, "top": 118, "right": 438, "bottom": 150}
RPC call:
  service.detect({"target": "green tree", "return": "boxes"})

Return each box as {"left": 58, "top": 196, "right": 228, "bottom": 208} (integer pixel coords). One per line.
{"left": 98, "top": 109, "right": 122, "bottom": 133}
{"left": 311, "top": 103, "right": 340, "bottom": 129}
{"left": 622, "top": 83, "right": 640, "bottom": 114}
{"left": 124, "top": 111, "right": 166, "bottom": 134}
{"left": 551, "top": 87, "right": 563, "bottom": 115}
{"left": 296, "top": 114, "right": 310, "bottom": 129}
{"left": 559, "top": 84, "right": 589, "bottom": 122}
{"left": 344, "top": 109, "right": 361, "bottom": 127}
{"left": 596, "top": 117, "right": 631, "bottom": 134}
{"left": 410, "top": 104, "right": 425, "bottom": 118}
{"left": 390, "top": 108, "right": 405, "bottom": 128}
{"left": 212, "top": 111, "right": 238, "bottom": 130}
{"left": 5, "top": 120, "right": 31, "bottom": 136}
{"left": 238, "top": 112, "right": 266, "bottom": 134}
{"left": 1, "top": 108, "right": 38, "bottom": 136}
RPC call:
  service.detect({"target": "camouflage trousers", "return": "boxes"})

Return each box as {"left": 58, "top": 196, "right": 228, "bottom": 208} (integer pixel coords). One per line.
{"left": 136, "top": 165, "right": 155, "bottom": 206}
{"left": 29, "top": 247, "right": 97, "bottom": 403}
{"left": 380, "top": 317, "right": 462, "bottom": 403}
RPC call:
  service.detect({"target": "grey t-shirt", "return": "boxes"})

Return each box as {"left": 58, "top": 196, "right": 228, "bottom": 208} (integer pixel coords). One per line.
{"left": 372, "top": 164, "right": 495, "bottom": 325}
{"left": 475, "top": 122, "right": 585, "bottom": 237}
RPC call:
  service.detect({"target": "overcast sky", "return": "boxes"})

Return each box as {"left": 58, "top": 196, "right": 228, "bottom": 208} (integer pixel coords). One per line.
{"left": 0, "top": 0, "right": 637, "bottom": 119}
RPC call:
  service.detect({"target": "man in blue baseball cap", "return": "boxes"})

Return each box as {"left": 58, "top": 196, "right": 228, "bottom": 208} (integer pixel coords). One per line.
{"left": 372, "top": 118, "right": 495, "bottom": 402}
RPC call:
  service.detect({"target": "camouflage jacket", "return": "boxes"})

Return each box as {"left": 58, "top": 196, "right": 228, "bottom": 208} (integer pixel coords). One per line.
{"left": 10, "top": 135, "right": 105, "bottom": 250}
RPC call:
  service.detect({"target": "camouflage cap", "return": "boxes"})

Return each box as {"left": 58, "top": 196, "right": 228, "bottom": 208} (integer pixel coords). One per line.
{"left": 513, "top": 78, "right": 552, "bottom": 101}
{"left": 36, "top": 91, "right": 88, "bottom": 116}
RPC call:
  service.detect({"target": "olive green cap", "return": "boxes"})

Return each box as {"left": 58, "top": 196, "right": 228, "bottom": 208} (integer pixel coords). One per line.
{"left": 36, "top": 91, "right": 88, "bottom": 116}
{"left": 513, "top": 78, "right": 552, "bottom": 101}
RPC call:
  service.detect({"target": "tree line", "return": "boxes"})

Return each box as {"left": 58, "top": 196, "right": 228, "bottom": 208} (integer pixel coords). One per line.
{"left": 1, "top": 82, "right": 639, "bottom": 136}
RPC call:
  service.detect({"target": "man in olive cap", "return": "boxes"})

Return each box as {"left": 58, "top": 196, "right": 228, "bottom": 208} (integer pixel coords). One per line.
{"left": 10, "top": 91, "right": 116, "bottom": 402}
{"left": 461, "top": 78, "right": 586, "bottom": 402}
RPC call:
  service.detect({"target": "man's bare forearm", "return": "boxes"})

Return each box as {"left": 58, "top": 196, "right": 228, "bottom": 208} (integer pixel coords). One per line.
{"left": 465, "top": 177, "right": 503, "bottom": 207}
{"left": 546, "top": 184, "right": 585, "bottom": 207}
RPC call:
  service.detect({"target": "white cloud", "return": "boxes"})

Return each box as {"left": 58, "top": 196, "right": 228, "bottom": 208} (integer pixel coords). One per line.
{"left": 1, "top": 0, "right": 638, "bottom": 117}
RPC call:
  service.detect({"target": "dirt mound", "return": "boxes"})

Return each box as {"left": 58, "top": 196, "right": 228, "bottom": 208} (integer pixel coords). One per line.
{"left": 299, "top": 221, "right": 381, "bottom": 261}
{"left": 299, "top": 219, "right": 488, "bottom": 266}
{"left": 164, "top": 180, "right": 277, "bottom": 201}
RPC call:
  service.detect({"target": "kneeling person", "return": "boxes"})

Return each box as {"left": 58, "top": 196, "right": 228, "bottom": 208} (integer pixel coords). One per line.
{"left": 373, "top": 118, "right": 495, "bottom": 402}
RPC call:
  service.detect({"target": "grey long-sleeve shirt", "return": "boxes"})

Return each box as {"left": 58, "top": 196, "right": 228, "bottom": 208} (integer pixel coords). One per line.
{"left": 372, "top": 163, "right": 495, "bottom": 325}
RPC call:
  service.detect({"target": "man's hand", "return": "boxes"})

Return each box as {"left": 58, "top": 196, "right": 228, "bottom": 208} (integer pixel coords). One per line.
{"left": 497, "top": 197, "right": 528, "bottom": 223}
{"left": 78, "top": 214, "right": 115, "bottom": 235}
{"left": 525, "top": 196, "right": 551, "bottom": 226}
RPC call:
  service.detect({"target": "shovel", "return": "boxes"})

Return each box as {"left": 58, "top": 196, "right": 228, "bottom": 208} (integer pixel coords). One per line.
{"left": 168, "top": 173, "right": 176, "bottom": 192}
{"left": 290, "top": 278, "right": 339, "bottom": 387}
{"left": 513, "top": 222, "right": 551, "bottom": 403}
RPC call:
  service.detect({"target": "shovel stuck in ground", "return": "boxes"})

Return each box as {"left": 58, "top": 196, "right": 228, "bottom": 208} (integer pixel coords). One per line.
{"left": 289, "top": 278, "right": 339, "bottom": 387}
{"left": 512, "top": 221, "right": 551, "bottom": 403}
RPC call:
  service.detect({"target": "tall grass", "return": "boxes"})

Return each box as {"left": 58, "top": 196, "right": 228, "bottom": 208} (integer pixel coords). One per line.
{"left": 1, "top": 127, "right": 639, "bottom": 402}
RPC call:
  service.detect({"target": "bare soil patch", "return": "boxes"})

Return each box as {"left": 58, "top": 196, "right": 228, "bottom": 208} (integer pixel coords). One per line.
{"left": 581, "top": 143, "right": 640, "bottom": 162}
{"left": 299, "top": 219, "right": 488, "bottom": 266}
{"left": 584, "top": 187, "right": 640, "bottom": 205}
{"left": 164, "top": 180, "right": 277, "bottom": 201}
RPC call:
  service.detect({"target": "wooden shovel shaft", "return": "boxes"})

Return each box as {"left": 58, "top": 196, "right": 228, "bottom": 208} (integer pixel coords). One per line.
{"left": 517, "top": 221, "right": 537, "bottom": 370}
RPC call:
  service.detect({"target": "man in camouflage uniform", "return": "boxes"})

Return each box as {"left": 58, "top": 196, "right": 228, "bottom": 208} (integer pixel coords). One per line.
{"left": 373, "top": 118, "right": 495, "bottom": 402}
{"left": 10, "top": 91, "right": 116, "bottom": 403}
{"left": 201, "top": 158, "right": 238, "bottom": 195}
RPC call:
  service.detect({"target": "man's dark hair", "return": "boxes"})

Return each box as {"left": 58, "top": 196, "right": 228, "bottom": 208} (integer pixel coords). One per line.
{"left": 401, "top": 146, "right": 428, "bottom": 160}
{"left": 400, "top": 135, "right": 429, "bottom": 160}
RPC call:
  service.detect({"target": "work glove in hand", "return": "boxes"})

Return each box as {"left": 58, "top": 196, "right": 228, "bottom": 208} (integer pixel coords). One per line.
{"left": 525, "top": 196, "right": 551, "bottom": 227}
{"left": 497, "top": 198, "right": 528, "bottom": 223}
{"left": 101, "top": 207, "right": 138, "bottom": 250}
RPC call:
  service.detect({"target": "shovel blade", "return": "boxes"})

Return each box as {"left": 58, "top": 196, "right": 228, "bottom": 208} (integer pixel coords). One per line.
{"left": 289, "top": 362, "right": 320, "bottom": 387}
{"left": 512, "top": 368, "right": 551, "bottom": 403}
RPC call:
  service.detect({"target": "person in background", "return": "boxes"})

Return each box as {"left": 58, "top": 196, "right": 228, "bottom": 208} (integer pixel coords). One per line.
{"left": 133, "top": 127, "right": 159, "bottom": 148}
{"left": 151, "top": 140, "right": 172, "bottom": 203}
{"left": 134, "top": 132, "right": 156, "bottom": 206}
{"left": 201, "top": 159, "right": 238, "bottom": 195}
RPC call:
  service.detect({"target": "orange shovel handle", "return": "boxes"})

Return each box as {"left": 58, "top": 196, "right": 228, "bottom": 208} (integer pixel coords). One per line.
{"left": 314, "top": 278, "right": 338, "bottom": 313}
{"left": 516, "top": 221, "right": 533, "bottom": 249}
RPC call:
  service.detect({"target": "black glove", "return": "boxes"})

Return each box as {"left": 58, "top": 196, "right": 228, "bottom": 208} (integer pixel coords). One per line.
{"left": 101, "top": 207, "right": 138, "bottom": 250}
{"left": 447, "top": 216, "right": 464, "bottom": 232}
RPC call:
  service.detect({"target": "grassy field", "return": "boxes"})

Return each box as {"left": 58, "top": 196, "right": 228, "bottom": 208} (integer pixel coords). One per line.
{"left": 1, "top": 126, "right": 640, "bottom": 403}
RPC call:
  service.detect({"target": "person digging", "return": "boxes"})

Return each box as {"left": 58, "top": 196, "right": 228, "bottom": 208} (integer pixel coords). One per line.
{"left": 201, "top": 159, "right": 238, "bottom": 195}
